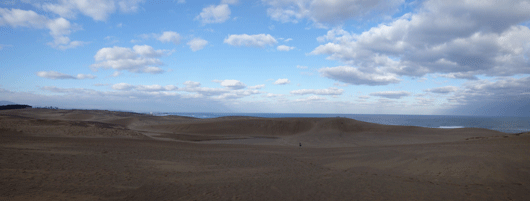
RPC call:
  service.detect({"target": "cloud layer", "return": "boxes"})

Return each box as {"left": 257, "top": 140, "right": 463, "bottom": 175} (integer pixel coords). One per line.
{"left": 312, "top": 0, "right": 530, "bottom": 85}
{"left": 39, "top": 0, "right": 145, "bottom": 21}
{"left": 90, "top": 45, "right": 169, "bottom": 74}
{"left": 370, "top": 91, "right": 411, "bottom": 99}
{"left": 262, "top": 0, "right": 404, "bottom": 25}
{"left": 224, "top": 34, "right": 277, "bottom": 47}
{"left": 37, "top": 71, "right": 96, "bottom": 80}
{"left": 290, "top": 87, "right": 343, "bottom": 95}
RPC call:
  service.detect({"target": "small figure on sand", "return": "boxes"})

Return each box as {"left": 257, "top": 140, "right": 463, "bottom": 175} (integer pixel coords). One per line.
{"left": 299, "top": 142, "right": 302, "bottom": 148}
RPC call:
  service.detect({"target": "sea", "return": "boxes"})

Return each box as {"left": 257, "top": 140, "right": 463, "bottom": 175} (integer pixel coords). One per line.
{"left": 153, "top": 112, "right": 530, "bottom": 134}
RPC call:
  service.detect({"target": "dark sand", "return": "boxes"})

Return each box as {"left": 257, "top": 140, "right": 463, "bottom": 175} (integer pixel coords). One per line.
{"left": 1, "top": 108, "right": 529, "bottom": 200}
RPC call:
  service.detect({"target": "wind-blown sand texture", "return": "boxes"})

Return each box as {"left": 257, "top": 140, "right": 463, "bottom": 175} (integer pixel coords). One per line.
{"left": 1, "top": 108, "right": 529, "bottom": 200}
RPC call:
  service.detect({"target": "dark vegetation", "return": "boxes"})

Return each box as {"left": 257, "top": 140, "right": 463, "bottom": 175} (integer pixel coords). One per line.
{"left": 0, "top": 104, "right": 32, "bottom": 110}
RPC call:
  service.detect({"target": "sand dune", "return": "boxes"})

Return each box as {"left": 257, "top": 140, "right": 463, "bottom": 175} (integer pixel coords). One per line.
{"left": 1, "top": 109, "right": 529, "bottom": 200}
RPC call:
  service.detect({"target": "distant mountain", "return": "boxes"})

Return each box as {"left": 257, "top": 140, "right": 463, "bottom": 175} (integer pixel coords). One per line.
{"left": 0, "top": 101, "right": 16, "bottom": 106}
{"left": 0, "top": 104, "right": 32, "bottom": 110}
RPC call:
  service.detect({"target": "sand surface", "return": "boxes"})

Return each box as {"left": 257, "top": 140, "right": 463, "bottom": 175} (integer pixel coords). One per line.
{"left": 1, "top": 108, "right": 529, "bottom": 200}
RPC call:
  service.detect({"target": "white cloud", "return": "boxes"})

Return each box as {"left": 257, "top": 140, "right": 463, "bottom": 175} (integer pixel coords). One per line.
{"left": 424, "top": 86, "right": 458, "bottom": 94}
{"left": 110, "top": 71, "right": 122, "bottom": 77}
{"left": 157, "top": 31, "right": 181, "bottom": 45}
{"left": 290, "top": 87, "right": 343, "bottom": 95}
{"left": 214, "top": 79, "right": 246, "bottom": 90}
{"left": 311, "top": 0, "right": 530, "bottom": 84}
{"left": 75, "top": 74, "right": 97, "bottom": 79}
{"left": 273, "top": 78, "right": 290, "bottom": 85}
{"left": 36, "top": 71, "right": 96, "bottom": 80}
{"left": 179, "top": 80, "right": 262, "bottom": 99}
{"left": 112, "top": 83, "right": 134, "bottom": 90}
{"left": 39, "top": 0, "right": 145, "bottom": 21}
{"left": 183, "top": 81, "right": 201, "bottom": 88}
{"left": 187, "top": 38, "right": 208, "bottom": 51}
{"left": 224, "top": 34, "right": 277, "bottom": 47}
{"left": 277, "top": 45, "right": 295, "bottom": 51}
{"left": 249, "top": 84, "right": 265, "bottom": 89}
{"left": 284, "top": 38, "right": 292, "bottom": 42}
{"left": 319, "top": 66, "right": 400, "bottom": 86}
{"left": 438, "top": 73, "right": 478, "bottom": 80}
{"left": 262, "top": 0, "right": 404, "bottom": 25}
{"left": 295, "top": 95, "right": 326, "bottom": 102}
{"left": 370, "top": 91, "right": 411, "bottom": 99}
{"left": 0, "top": 8, "right": 85, "bottom": 50}
{"left": 265, "top": 93, "right": 283, "bottom": 98}
{"left": 112, "top": 83, "right": 177, "bottom": 91}
{"left": 91, "top": 45, "right": 169, "bottom": 74}
{"left": 136, "top": 84, "right": 177, "bottom": 91}
{"left": 196, "top": 4, "right": 231, "bottom": 24}
{"left": 132, "top": 45, "right": 166, "bottom": 57}
{"left": 142, "top": 66, "right": 165, "bottom": 74}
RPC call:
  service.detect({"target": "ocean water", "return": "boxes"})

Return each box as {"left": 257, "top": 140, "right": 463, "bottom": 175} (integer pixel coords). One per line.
{"left": 154, "top": 112, "right": 530, "bottom": 134}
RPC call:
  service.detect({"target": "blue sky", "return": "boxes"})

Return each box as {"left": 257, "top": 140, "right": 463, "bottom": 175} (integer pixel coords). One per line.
{"left": 1, "top": 0, "right": 529, "bottom": 116}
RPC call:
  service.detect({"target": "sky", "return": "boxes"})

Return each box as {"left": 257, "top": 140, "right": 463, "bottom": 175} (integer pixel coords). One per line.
{"left": 0, "top": 0, "right": 529, "bottom": 116}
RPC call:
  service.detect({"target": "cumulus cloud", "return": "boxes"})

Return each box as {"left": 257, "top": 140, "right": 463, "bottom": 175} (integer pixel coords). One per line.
{"left": 249, "top": 84, "right": 265, "bottom": 89}
{"left": 214, "top": 79, "right": 246, "bottom": 90}
{"left": 262, "top": 0, "right": 404, "bottom": 25}
{"left": 277, "top": 45, "right": 295, "bottom": 51}
{"left": 290, "top": 87, "right": 343, "bottom": 95}
{"left": 112, "top": 83, "right": 177, "bottom": 91}
{"left": 424, "top": 86, "right": 458, "bottom": 94}
{"left": 132, "top": 45, "right": 166, "bottom": 57}
{"left": 319, "top": 66, "right": 400, "bottom": 86}
{"left": 311, "top": 0, "right": 530, "bottom": 85}
{"left": 187, "top": 38, "right": 208, "bottom": 51}
{"left": 37, "top": 71, "right": 96, "bottom": 80}
{"left": 224, "top": 34, "right": 277, "bottom": 47}
{"left": 0, "top": 8, "right": 85, "bottom": 49}
{"left": 90, "top": 45, "right": 169, "bottom": 74}
{"left": 370, "top": 91, "right": 411, "bottom": 99}
{"left": 157, "top": 31, "right": 181, "bottom": 44}
{"left": 273, "top": 78, "right": 290, "bottom": 85}
{"left": 38, "top": 0, "right": 145, "bottom": 21}
{"left": 196, "top": 4, "right": 231, "bottom": 24}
